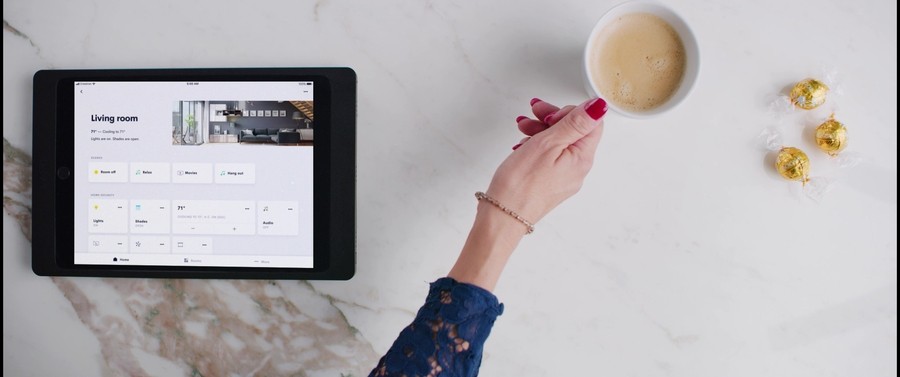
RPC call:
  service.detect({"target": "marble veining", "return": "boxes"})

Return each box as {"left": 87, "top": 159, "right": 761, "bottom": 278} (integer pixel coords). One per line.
{"left": 53, "top": 277, "right": 378, "bottom": 376}
{"left": 4, "top": 19, "right": 39, "bottom": 51}
{"left": 3, "top": 138, "right": 32, "bottom": 240}
{"left": 4, "top": 139, "right": 379, "bottom": 375}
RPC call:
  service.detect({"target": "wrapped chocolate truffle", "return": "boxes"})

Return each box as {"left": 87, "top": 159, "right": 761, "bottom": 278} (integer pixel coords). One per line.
{"left": 760, "top": 127, "right": 832, "bottom": 200}
{"left": 768, "top": 68, "right": 843, "bottom": 118}
{"left": 815, "top": 114, "right": 847, "bottom": 156}
{"left": 775, "top": 146, "right": 811, "bottom": 183}
{"left": 790, "top": 78, "right": 829, "bottom": 110}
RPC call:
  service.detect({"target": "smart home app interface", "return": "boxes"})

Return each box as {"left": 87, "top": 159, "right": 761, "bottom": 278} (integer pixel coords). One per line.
{"left": 74, "top": 81, "right": 314, "bottom": 268}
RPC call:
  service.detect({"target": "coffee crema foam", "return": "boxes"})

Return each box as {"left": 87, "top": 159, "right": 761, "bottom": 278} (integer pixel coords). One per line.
{"left": 589, "top": 13, "right": 686, "bottom": 113}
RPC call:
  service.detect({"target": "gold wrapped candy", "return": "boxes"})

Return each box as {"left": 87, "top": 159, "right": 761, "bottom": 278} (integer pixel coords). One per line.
{"left": 790, "top": 78, "right": 829, "bottom": 110}
{"left": 776, "top": 147, "right": 811, "bottom": 184}
{"left": 815, "top": 114, "right": 847, "bottom": 156}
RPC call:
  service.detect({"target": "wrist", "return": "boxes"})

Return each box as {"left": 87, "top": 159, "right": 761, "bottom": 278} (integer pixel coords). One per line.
{"left": 474, "top": 201, "right": 530, "bottom": 242}
{"left": 476, "top": 191, "right": 536, "bottom": 235}
{"left": 447, "top": 202, "right": 526, "bottom": 291}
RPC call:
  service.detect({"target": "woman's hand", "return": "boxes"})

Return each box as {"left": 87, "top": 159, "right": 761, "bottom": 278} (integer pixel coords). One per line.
{"left": 486, "top": 97, "right": 608, "bottom": 225}
{"left": 449, "top": 97, "right": 607, "bottom": 291}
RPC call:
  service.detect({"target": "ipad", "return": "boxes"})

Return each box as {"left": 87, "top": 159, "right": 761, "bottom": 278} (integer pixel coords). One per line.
{"left": 32, "top": 68, "right": 356, "bottom": 279}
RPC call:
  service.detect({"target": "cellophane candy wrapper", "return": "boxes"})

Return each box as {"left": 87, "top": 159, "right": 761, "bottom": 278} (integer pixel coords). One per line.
{"left": 835, "top": 151, "right": 864, "bottom": 168}
{"left": 760, "top": 127, "right": 784, "bottom": 153}
{"left": 802, "top": 176, "right": 834, "bottom": 202}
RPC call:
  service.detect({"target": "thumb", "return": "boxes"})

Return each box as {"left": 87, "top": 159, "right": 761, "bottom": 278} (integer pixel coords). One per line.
{"left": 544, "top": 98, "right": 608, "bottom": 145}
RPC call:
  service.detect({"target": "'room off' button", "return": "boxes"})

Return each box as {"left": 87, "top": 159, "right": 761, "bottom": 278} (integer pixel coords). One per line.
{"left": 88, "top": 162, "right": 128, "bottom": 183}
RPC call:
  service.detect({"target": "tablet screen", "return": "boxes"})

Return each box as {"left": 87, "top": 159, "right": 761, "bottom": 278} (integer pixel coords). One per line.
{"left": 74, "top": 81, "right": 315, "bottom": 268}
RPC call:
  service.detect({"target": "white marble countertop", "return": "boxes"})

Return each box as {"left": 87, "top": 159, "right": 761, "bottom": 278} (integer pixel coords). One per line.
{"left": 3, "top": 0, "right": 897, "bottom": 376}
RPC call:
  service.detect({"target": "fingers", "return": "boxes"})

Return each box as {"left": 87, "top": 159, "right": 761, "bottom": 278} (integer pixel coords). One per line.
{"left": 543, "top": 98, "right": 608, "bottom": 146}
{"left": 517, "top": 117, "right": 549, "bottom": 136}
{"left": 517, "top": 100, "right": 572, "bottom": 136}
{"left": 511, "top": 136, "right": 531, "bottom": 150}
{"left": 530, "top": 98, "right": 560, "bottom": 123}
{"left": 542, "top": 105, "right": 575, "bottom": 125}
{"left": 515, "top": 98, "right": 607, "bottom": 152}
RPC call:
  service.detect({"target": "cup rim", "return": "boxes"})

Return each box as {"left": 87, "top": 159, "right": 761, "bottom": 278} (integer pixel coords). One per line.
{"left": 583, "top": 0, "right": 700, "bottom": 119}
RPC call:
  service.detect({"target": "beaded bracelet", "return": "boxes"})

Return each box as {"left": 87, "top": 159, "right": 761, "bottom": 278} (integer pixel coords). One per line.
{"left": 474, "top": 191, "right": 535, "bottom": 235}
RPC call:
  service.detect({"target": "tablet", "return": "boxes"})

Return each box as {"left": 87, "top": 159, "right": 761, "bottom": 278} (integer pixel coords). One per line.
{"left": 32, "top": 68, "right": 356, "bottom": 279}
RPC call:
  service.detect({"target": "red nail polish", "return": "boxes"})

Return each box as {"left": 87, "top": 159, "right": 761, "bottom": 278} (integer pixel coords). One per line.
{"left": 585, "top": 98, "right": 608, "bottom": 120}
{"left": 542, "top": 112, "right": 556, "bottom": 124}
{"left": 530, "top": 98, "right": 541, "bottom": 106}
{"left": 516, "top": 115, "right": 528, "bottom": 123}
{"left": 512, "top": 143, "right": 522, "bottom": 150}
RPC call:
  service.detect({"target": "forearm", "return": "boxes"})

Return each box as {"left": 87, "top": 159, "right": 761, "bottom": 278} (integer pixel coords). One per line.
{"left": 448, "top": 201, "right": 527, "bottom": 292}
{"left": 372, "top": 97, "right": 606, "bottom": 375}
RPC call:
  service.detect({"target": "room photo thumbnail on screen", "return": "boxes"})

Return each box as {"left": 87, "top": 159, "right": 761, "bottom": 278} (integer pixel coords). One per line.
{"left": 172, "top": 100, "right": 313, "bottom": 146}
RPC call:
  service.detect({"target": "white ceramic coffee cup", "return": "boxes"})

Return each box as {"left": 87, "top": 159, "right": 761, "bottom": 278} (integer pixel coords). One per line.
{"left": 583, "top": 1, "right": 700, "bottom": 119}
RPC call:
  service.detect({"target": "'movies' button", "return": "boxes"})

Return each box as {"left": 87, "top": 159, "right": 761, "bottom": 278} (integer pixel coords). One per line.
{"left": 171, "top": 163, "right": 213, "bottom": 184}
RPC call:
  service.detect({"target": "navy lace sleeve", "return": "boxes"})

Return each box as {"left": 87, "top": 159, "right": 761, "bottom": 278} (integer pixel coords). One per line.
{"left": 369, "top": 277, "right": 505, "bottom": 377}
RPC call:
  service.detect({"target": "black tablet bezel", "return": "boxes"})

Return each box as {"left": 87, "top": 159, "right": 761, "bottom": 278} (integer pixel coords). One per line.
{"left": 33, "top": 68, "right": 356, "bottom": 279}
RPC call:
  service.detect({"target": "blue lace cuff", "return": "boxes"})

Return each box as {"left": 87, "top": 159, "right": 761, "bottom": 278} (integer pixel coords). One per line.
{"left": 370, "top": 277, "right": 504, "bottom": 377}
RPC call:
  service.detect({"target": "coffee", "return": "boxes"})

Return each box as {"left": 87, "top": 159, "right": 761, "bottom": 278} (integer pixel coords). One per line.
{"left": 588, "top": 13, "right": 686, "bottom": 113}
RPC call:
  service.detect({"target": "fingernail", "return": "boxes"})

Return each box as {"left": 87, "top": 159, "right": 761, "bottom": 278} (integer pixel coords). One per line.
{"left": 512, "top": 143, "right": 522, "bottom": 150}
{"left": 516, "top": 115, "right": 528, "bottom": 123}
{"left": 542, "top": 111, "right": 556, "bottom": 124}
{"left": 530, "top": 98, "right": 542, "bottom": 106}
{"left": 585, "top": 98, "right": 608, "bottom": 120}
